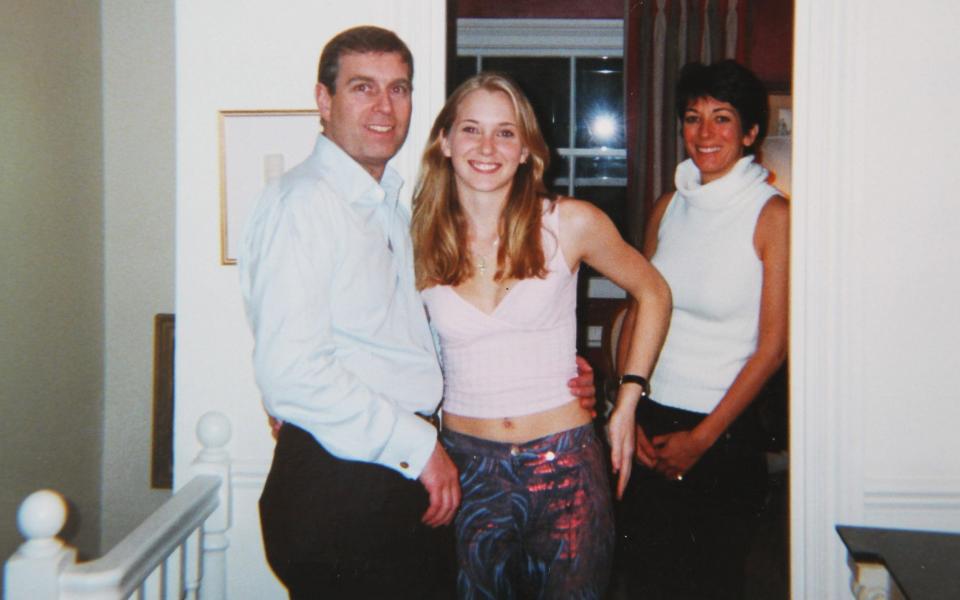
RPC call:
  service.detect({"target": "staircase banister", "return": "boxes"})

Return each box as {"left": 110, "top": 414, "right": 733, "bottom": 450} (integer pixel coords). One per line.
{"left": 59, "top": 475, "right": 221, "bottom": 597}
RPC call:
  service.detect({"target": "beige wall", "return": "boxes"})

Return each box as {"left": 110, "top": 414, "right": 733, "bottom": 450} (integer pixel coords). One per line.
{"left": 1, "top": 0, "right": 177, "bottom": 567}
{"left": 99, "top": 0, "right": 175, "bottom": 549}
{"left": 0, "top": 0, "right": 105, "bottom": 566}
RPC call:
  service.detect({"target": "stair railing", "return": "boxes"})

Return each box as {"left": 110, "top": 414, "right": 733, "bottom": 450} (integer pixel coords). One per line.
{"left": 4, "top": 411, "right": 232, "bottom": 600}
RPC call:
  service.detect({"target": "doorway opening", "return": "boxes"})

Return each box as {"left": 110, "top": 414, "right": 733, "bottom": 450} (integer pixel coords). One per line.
{"left": 449, "top": 1, "right": 793, "bottom": 597}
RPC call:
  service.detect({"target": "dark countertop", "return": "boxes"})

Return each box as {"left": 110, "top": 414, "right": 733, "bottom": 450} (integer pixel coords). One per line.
{"left": 836, "top": 525, "right": 960, "bottom": 600}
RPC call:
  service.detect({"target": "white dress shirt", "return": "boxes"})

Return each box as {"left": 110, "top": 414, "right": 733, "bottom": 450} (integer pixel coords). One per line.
{"left": 239, "top": 134, "right": 442, "bottom": 479}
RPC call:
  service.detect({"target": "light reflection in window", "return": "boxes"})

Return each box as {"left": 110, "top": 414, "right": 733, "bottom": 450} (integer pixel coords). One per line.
{"left": 589, "top": 113, "right": 619, "bottom": 146}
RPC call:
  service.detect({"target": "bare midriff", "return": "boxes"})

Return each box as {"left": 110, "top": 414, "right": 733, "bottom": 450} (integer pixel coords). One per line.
{"left": 442, "top": 399, "right": 592, "bottom": 444}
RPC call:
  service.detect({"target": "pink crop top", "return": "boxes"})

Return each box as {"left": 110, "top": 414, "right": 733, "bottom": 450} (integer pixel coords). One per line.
{"left": 419, "top": 201, "right": 578, "bottom": 419}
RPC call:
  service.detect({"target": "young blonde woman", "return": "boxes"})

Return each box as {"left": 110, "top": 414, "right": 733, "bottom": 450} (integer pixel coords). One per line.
{"left": 411, "top": 72, "right": 671, "bottom": 599}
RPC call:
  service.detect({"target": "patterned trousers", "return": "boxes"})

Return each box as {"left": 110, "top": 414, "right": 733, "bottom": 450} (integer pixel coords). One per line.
{"left": 440, "top": 424, "right": 614, "bottom": 600}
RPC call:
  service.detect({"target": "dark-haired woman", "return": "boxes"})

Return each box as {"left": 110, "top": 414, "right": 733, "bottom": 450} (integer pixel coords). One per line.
{"left": 617, "top": 59, "right": 789, "bottom": 599}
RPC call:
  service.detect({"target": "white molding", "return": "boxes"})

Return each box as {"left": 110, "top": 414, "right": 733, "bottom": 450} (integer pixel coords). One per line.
{"left": 863, "top": 478, "right": 960, "bottom": 514}
{"left": 230, "top": 460, "right": 269, "bottom": 490}
{"left": 388, "top": 2, "right": 448, "bottom": 208}
{"left": 457, "top": 18, "right": 623, "bottom": 57}
{"left": 791, "top": 0, "right": 870, "bottom": 598}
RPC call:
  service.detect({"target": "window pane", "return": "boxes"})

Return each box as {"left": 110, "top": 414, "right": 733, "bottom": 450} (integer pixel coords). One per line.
{"left": 452, "top": 56, "right": 478, "bottom": 90}
{"left": 573, "top": 186, "right": 628, "bottom": 238}
{"left": 575, "top": 156, "right": 627, "bottom": 180}
{"left": 482, "top": 57, "right": 570, "bottom": 151}
{"left": 575, "top": 57, "right": 624, "bottom": 149}
{"left": 544, "top": 156, "right": 572, "bottom": 193}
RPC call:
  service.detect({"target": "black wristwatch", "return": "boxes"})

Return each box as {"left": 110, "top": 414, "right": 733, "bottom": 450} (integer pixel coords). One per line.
{"left": 619, "top": 374, "right": 650, "bottom": 399}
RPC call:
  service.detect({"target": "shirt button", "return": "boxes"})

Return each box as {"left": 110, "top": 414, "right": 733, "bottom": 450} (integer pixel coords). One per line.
{"left": 400, "top": 461, "right": 409, "bottom": 469}
{"left": 544, "top": 451, "right": 556, "bottom": 462}
{"left": 509, "top": 445, "right": 520, "bottom": 457}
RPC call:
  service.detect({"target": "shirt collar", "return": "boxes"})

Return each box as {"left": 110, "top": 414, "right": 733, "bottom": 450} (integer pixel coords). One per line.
{"left": 310, "top": 134, "right": 403, "bottom": 209}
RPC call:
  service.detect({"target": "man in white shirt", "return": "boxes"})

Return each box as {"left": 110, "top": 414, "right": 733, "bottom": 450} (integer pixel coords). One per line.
{"left": 240, "top": 26, "right": 594, "bottom": 598}
{"left": 240, "top": 26, "right": 457, "bottom": 598}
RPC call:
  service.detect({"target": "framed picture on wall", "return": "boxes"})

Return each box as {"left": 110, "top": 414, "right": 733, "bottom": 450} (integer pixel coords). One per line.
{"left": 768, "top": 93, "right": 792, "bottom": 137}
{"left": 218, "top": 109, "right": 320, "bottom": 265}
{"left": 763, "top": 93, "right": 793, "bottom": 197}
{"left": 151, "top": 313, "right": 175, "bottom": 489}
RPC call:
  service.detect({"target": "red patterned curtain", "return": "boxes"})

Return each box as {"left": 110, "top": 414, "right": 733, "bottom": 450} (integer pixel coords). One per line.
{"left": 623, "top": 0, "right": 750, "bottom": 246}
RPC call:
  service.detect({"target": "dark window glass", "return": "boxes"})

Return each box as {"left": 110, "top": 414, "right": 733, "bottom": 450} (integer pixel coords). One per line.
{"left": 574, "top": 186, "right": 628, "bottom": 238}
{"left": 575, "top": 57, "right": 624, "bottom": 149}
{"left": 452, "top": 56, "right": 478, "bottom": 90}
{"left": 482, "top": 57, "right": 570, "bottom": 151}
{"left": 575, "top": 156, "right": 627, "bottom": 180}
{"left": 545, "top": 157, "right": 572, "bottom": 191}
{"left": 548, "top": 180, "right": 568, "bottom": 197}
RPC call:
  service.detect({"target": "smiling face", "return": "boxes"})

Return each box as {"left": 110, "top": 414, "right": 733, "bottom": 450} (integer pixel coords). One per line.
{"left": 316, "top": 51, "right": 412, "bottom": 180}
{"left": 682, "top": 96, "right": 759, "bottom": 184}
{"left": 440, "top": 89, "right": 529, "bottom": 199}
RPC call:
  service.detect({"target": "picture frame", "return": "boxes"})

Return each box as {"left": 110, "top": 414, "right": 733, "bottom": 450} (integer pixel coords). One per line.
{"left": 151, "top": 313, "right": 175, "bottom": 489}
{"left": 768, "top": 93, "right": 792, "bottom": 137}
{"left": 763, "top": 93, "right": 793, "bottom": 197}
{"left": 218, "top": 109, "right": 320, "bottom": 265}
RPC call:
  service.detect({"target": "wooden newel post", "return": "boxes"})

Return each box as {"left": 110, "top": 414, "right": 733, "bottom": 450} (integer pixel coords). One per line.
{"left": 3, "top": 490, "right": 77, "bottom": 599}
{"left": 190, "top": 411, "right": 232, "bottom": 600}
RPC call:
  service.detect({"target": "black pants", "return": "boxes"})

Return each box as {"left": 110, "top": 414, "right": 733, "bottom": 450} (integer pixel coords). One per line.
{"left": 259, "top": 423, "right": 455, "bottom": 599}
{"left": 616, "top": 400, "right": 768, "bottom": 600}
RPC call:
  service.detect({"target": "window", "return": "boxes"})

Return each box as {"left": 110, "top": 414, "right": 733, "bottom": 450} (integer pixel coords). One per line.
{"left": 455, "top": 19, "right": 627, "bottom": 235}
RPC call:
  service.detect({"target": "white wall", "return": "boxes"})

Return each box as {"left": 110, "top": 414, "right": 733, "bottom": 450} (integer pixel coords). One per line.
{"left": 0, "top": 0, "right": 104, "bottom": 567}
{"left": 100, "top": 0, "right": 176, "bottom": 550}
{"left": 173, "top": 2, "right": 447, "bottom": 596}
{"left": 792, "top": 0, "right": 960, "bottom": 597}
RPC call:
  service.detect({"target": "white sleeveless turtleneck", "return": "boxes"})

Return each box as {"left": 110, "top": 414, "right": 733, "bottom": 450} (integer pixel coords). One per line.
{"left": 649, "top": 155, "right": 779, "bottom": 414}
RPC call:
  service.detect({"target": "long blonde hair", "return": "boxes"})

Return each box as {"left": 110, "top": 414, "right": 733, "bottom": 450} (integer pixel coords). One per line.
{"left": 411, "top": 72, "right": 554, "bottom": 290}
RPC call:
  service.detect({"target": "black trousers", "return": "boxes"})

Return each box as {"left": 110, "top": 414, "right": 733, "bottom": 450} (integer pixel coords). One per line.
{"left": 616, "top": 400, "right": 768, "bottom": 600}
{"left": 259, "top": 423, "right": 455, "bottom": 600}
